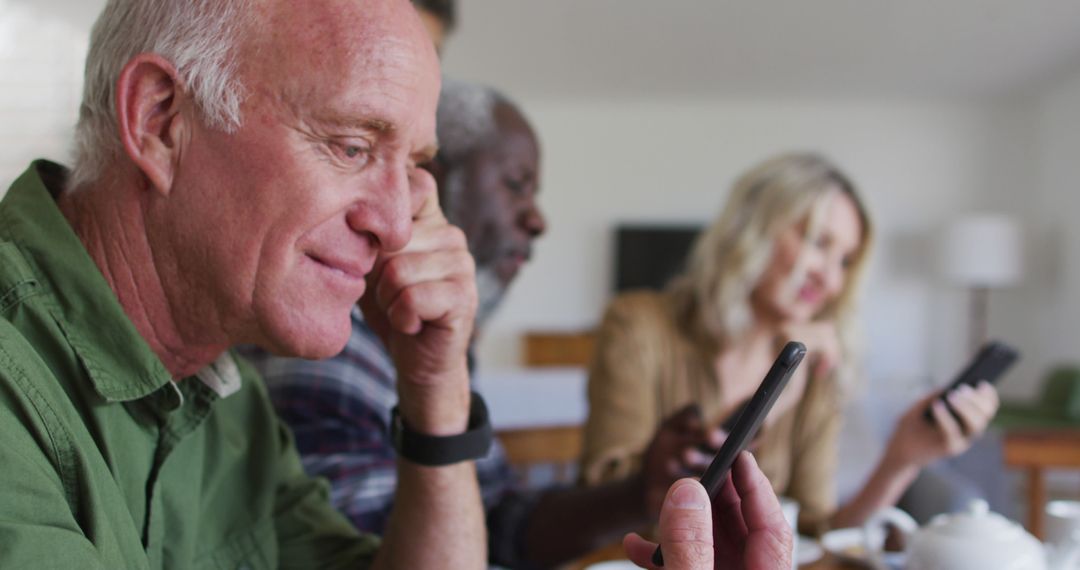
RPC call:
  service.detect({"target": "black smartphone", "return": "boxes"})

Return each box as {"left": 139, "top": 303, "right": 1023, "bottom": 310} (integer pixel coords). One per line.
{"left": 653, "top": 341, "right": 807, "bottom": 566}
{"left": 720, "top": 399, "right": 750, "bottom": 432}
{"left": 698, "top": 341, "right": 806, "bottom": 498}
{"left": 923, "top": 340, "right": 1019, "bottom": 422}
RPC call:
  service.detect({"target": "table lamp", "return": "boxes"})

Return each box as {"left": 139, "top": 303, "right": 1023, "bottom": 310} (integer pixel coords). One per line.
{"left": 940, "top": 214, "right": 1022, "bottom": 352}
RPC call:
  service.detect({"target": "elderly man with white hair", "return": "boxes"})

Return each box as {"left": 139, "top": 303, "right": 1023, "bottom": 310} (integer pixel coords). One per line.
{"left": 0, "top": 0, "right": 483, "bottom": 567}
{"left": 0, "top": 0, "right": 790, "bottom": 568}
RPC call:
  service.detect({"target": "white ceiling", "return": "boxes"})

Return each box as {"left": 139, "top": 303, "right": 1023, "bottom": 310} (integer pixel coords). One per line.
{"left": 15, "top": 0, "right": 1080, "bottom": 101}
{"left": 443, "top": 0, "right": 1080, "bottom": 101}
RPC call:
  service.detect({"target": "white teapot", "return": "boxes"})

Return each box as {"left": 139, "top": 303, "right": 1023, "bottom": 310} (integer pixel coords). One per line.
{"left": 863, "top": 500, "right": 1080, "bottom": 570}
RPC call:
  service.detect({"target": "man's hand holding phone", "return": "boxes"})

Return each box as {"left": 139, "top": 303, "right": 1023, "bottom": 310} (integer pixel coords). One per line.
{"left": 644, "top": 341, "right": 805, "bottom": 567}
{"left": 624, "top": 453, "right": 793, "bottom": 570}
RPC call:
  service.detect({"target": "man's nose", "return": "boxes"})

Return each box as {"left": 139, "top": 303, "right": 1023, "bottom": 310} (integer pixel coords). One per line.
{"left": 346, "top": 165, "right": 415, "bottom": 253}
{"left": 518, "top": 200, "right": 547, "bottom": 239}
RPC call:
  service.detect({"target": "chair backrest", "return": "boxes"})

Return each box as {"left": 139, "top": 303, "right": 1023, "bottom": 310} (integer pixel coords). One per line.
{"left": 1040, "top": 366, "right": 1080, "bottom": 420}
{"left": 496, "top": 424, "right": 584, "bottom": 487}
{"left": 522, "top": 331, "right": 596, "bottom": 367}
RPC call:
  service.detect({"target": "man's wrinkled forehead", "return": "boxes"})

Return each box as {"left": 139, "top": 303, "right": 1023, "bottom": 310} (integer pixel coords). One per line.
{"left": 250, "top": 0, "right": 439, "bottom": 111}
{"left": 269, "top": 0, "right": 408, "bottom": 50}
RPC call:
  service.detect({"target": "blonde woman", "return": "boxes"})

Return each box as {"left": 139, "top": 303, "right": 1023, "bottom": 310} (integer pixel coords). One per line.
{"left": 581, "top": 152, "right": 999, "bottom": 535}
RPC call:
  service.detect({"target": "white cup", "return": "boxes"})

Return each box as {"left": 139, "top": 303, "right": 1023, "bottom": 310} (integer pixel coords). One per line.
{"left": 779, "top": 497, "right": 800, "bottom": 569}
{"left": 1046, "top": 500, "right": 1080, "bottom": 544}
{"left": 1046, "top": 500, "right": 1080, "bottom": 568}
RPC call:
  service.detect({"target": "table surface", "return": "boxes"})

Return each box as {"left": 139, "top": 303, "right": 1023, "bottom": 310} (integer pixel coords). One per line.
{"left": 802, "top": 552, "right": 868, "bottom": 569}
{"left": 1003, "top": 427, "right": 1080, "bottom": 539}
{"left": 1004, "top": 428, "right": 1080, "bottom": 465}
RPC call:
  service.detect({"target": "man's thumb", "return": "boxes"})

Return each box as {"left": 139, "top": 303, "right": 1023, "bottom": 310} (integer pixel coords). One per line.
{"left": 656, "top": 479, "right": 713, "bottom": 569}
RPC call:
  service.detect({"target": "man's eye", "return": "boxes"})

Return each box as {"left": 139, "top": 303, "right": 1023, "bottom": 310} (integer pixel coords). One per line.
{"left": 331, "top": 141, "right": 370, "bottom": 163}
{"left": 504, "top": 176, "right": 527, "bottom": 194}
{"left": 340, "top": 144, "right": 370, "bottom": 160}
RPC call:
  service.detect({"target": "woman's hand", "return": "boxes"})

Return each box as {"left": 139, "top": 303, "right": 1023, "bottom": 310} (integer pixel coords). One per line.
{"left": 779, "top": 320, "right": 840, "bottom": 378}
{"left": 885, "top": 381, "right": 1000, "bottom": 469}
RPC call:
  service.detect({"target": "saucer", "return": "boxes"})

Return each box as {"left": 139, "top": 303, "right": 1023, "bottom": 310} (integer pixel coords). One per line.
{"left": 796, "top": 536, "right": 824, "bottom": 565}
{"left": 583, "top": 561, "right": 638, "bottom": 570}
{"left": 820, "top": 527, "right": 906, "bottom": 569}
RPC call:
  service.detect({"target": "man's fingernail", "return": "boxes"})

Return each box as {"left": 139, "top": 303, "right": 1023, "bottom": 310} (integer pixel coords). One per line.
{"left": 669, "top": 483, "right": 707, "bottom": 509}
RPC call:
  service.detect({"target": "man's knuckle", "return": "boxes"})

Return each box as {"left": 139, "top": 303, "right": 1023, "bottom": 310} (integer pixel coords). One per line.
{"left": 382, "top": 257, "right": 409, "bottom": 285}
{"left": 397, "top": 286, "right": 421, "bottom": 308}
{"left": 666, "top": 542, "right": 713, "bottom": 567}
{"left": 666, "top": 523, "right": 712, "bottom": 545}
{"left": 459, "top": 251, "right": 476, "bottom": 273}
{"left": 445, "top": 225, "right": 468, "bottom": 249}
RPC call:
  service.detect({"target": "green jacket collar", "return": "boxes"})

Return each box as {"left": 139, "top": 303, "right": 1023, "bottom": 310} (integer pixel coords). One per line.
{"left": 0, "top": 160, "right": 172, "bottom": 402}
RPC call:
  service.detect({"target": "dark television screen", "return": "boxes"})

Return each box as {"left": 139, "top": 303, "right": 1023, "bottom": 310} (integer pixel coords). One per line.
{"left": 614, "top": 224, "right": 703, "bottom": 292}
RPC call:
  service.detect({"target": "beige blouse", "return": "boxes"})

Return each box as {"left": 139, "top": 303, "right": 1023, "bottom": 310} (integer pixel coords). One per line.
{"left": 581, "top": 290, "right": 843, "bottom": 534}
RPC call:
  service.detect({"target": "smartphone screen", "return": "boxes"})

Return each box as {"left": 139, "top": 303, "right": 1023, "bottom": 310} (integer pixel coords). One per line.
{"left": 653, "top": 341, "right": 806, "bottom": 566}
{"left": 923, "top": 340, "right": 1019, "bottom": 422}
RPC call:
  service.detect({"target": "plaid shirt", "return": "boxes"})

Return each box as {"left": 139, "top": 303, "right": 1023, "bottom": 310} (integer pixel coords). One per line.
{"left": 240, "top": 307, "right": 541, "bottom": 568}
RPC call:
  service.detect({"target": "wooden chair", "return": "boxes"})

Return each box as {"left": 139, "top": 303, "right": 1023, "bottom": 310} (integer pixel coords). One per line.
{"left": 1003, "top": 428, "right": 1080, "bottom": 539}
{"left": 496, "top": 424, "right": 584, "bottom": 487}
{"left": 522, "top": 331, "right": 597, "bottom": 367}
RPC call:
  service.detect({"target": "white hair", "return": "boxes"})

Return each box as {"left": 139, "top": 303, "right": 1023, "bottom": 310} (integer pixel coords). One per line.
{"left": 70, "top": 0, "right": 255, "bottom": 189}
{"left": 436, "top": 77, "right": 499, "bottom": 162}
{"left": 435, "top": 77, "right": 501, "bottom": 218}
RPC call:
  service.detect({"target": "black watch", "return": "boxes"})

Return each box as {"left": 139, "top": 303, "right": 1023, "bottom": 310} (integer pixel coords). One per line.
{"left": 389, "top": 391, "right": 493, "bottom": 466}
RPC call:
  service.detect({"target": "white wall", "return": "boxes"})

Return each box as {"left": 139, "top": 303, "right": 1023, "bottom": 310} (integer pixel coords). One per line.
{"left": 475, "top": 97, "right": 1036, "bottom": 395}
{"left": 991, "top": 68, "right": 1080, "bottom": 399}
{"left": 0, "top": 1, "right": 87, "bottom": 191}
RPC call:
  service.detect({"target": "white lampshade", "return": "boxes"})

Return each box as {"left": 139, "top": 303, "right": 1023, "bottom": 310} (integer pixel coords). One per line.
{"left": 940, "top": 214, "right": 1022, "bottom": 287}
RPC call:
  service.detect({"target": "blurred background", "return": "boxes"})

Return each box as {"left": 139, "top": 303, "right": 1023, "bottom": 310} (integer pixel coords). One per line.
{"left": 3, "top": 0, "right": 1080, "bottom": 510}
{"left": 440, "top": 1, "right": 1080, "bottom": 404}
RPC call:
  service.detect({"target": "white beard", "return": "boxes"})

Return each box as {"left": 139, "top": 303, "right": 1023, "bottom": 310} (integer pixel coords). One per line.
{"left": 474, "top": 265, "right": 507, "bottom": 332}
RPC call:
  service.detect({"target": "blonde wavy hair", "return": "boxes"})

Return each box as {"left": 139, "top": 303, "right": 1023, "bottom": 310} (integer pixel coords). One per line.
{"left": 668, "top": 152, "right": 874, "bottom": 394}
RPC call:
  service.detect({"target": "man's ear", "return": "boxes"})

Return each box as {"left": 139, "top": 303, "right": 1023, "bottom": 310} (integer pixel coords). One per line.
{"left": 115, "top": 54, "right": 188, "bottom": 196}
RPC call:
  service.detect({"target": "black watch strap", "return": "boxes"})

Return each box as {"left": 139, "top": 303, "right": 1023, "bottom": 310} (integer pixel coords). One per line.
{"left": 389, "top": 391, "right": 493, "bottom": 466}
